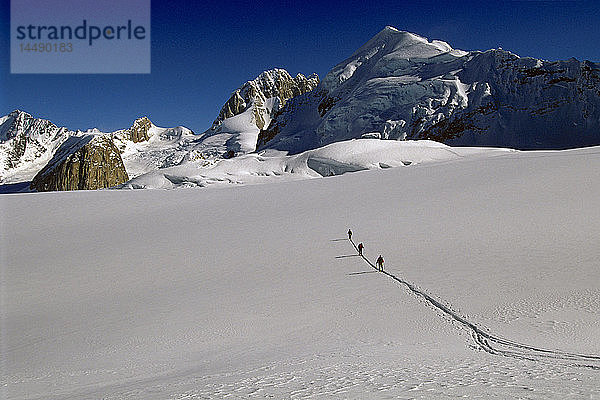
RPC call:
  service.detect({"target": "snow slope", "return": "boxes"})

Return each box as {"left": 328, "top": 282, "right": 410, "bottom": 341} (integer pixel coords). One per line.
{"left": 2, "top": 146, "right": 599, "bottom": 399}
{"left": 200, "top": 69, "right": 319, "bottom": 156}
{"left": 122, "top": 139, "right": 513, "bottom": 189}
{"left": 0, "top": 111, "right": 73, "bottom": 184}
{"left": 114, "top": 124, "right": 196, "bottom": 178}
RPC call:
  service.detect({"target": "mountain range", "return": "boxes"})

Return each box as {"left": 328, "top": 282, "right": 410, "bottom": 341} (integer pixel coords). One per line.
{"left": 2, "top": 26, "right": 600, "bottom": 192}
{"left": 259, "top": 27, "right": 600, "bottom": 153}
{"left": 0, "top": 69, "right": 318, "bottom": 190}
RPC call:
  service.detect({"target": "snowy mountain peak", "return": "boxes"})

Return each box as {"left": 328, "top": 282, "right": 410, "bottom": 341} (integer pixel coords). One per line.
{"left": 5, "top": 109, "right": 30, "bottom": 120}
{"left": 370, "top": 26, "right": 428, "bottom": 46}
{"left": 353, "top": 27, "right": 455, "bottom": 60}
{"left": 1, "top": 110, "right": 51, "bottom": 141}
{"left": 3, "top": 109, "right": 29, "bottom": 123}
{"left": 201, "top": 67, "right": 319, "bottom": 156}
{"left": 126, "top": 116, "right": 154, "bottom": 143}
{"left": 0, "top": 110, "right": 197, "bottom": 186}
{"left": 0, "top": 110, "right": 73, "bottom": 184}
{"left": 211, "top": 68, "right": 319, "bottom": 130}
{"left": 259, "top": 27, "right": 600, "bottom": 154}
{"left": 321, "top": 28, "right": 464, "bottom": 94}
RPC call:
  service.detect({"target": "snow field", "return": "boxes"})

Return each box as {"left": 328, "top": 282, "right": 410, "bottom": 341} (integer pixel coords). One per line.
{"left": 122, "top": 139, "right": 514, "bottom": 189}
{"left": 2, "top": 146, "right": 600, "bottom": 399}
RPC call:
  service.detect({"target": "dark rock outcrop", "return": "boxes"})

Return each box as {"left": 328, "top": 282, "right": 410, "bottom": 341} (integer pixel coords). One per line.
{"left": 31, "top": 135, "right": 129, "bottom": 191}
{"left": 125, "top": 116, "right": 153, "bottom": 143}
{"left": 212, "top": 68, "right": 319, "bottom": 130}
{"left": 200, "top": 68, "right": 319, "bottom": 156}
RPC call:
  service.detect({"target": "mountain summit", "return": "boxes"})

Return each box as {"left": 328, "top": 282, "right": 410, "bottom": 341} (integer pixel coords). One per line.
{"left": 200, "top": 68, "right": 318, "bottom": 156}
{"left": 0, "top": 110, "right": 72, "bottom": 184}
{"left": 258, "top": 27, "right": 600, "bottom": 153}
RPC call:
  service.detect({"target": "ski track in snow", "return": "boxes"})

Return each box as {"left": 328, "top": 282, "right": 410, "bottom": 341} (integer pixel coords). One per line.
{"left": 346, "top": 238, "right": 600, "bottom": 370}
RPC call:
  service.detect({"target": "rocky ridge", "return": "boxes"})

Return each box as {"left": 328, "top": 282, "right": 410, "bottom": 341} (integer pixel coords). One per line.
{"left": 0, "top": 110, "right": 72, "bottom": 183}
{"left": 31, "top": 135, "right": 129, "bottom": 191}
{"left": 211, "top": 68, "right": 319, "bottom": 130}
{"left": 1, "top": 68, "right": 317, "bottom": 191}
{"left": 0, "top": 112, "right": 196, "bottom": 189}
{"left": 200, "top": 68, "right": 319, "bottom": 156}
{"left": 123, "top": 116, "right": 153, "bottom": 143}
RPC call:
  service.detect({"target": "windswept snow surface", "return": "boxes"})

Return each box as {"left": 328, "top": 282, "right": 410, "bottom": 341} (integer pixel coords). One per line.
{"left": 116, "top": 124, "right": 196, "bottom": 178}
{"left": 122, "top": 139, "right": 513, "bottom": 189}
{"left": 2, "top": 146, "right": 600, "bottom": 399}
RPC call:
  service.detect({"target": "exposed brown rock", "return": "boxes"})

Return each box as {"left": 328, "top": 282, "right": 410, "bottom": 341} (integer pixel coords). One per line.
{"left": 31, "top": 135, "right": 129, "bottom": 191}
{"left": 127, "top": 117, "right": 153, "bottom": 143}
{"left": 212, "top": 69, "right": 319, "bottom": 129}
{"left": 318, "top": 95, "right": 339, "bottom": 117}
{"left": 256, "top": 124, "right": 280, "bottom": 149}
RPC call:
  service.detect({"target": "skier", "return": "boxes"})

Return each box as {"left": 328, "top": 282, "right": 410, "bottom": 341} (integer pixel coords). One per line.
{"left": 376, "top": 255, "right": 384, "bottom": 271}
{"left": 357, "top": 242, "right": 364, "bottom": 256}
{"left": 347, "top": 229, "right": 353, "bottom": 240}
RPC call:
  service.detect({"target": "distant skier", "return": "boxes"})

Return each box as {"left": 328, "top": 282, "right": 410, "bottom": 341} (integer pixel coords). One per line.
{"left": 376, "top": 255, "right": 384, "bottom": 271}
{"left": 347, "top": 229, "right": 353, "bottom": 240}
{"left": 357, "top": 242, "right": 364, "bottom": 256}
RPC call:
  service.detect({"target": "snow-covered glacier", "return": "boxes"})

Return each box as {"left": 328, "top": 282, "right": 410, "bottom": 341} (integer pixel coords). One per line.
{"left": 3, "top": 27, "right": 600, "bottom": 193}
{"left": 259, "top": 26, "right": 600, "bottom": 153}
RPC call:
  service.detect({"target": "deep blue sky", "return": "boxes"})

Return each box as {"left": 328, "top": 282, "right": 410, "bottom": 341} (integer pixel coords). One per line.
{"left": 1, "top": 0, "right": 600, "bottom": 133}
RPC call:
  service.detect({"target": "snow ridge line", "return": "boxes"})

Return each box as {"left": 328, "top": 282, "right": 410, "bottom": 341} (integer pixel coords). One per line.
{"left": 347, "top": 238, "right": 600, "bottom": 370}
